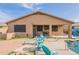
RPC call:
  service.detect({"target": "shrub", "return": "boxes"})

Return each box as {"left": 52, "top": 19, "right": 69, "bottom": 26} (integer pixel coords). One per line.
{"left": 0, "top": 34, "right": 6, "bottom": 40}
{"left": 15, "top": 34, "right": 32, "bottom": 39}
{"left": 8, "top": 51, "right": 16, "bottom": 55}
{"left": 15, "top": 35, "right": 27, "bottom": 38}
{"left": 0, "top": 26, "right": 3, "bottom": 28}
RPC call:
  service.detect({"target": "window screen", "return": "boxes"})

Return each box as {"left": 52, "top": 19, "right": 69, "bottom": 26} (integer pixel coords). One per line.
{"left": 52, "top": 25, "right": 58, "bottom": 31}
{"left": 37, "top": 25, "right": 43, "bottom": 31}
{"left": 14, "top": 25, "right": 26, "bottom": 32}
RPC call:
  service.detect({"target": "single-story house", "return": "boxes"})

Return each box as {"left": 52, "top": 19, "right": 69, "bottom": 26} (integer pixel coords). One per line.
{"left": 6, "top": 11, "right": 74, "bottom": 38}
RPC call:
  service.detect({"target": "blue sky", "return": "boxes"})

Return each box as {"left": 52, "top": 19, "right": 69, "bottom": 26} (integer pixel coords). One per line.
{"left": 0, "top": 3, "right": 79, "bottom": 23}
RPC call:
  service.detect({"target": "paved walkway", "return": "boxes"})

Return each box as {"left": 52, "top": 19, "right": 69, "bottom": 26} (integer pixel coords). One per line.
{"left": 0, "top": 38, "right": 30, "bottom": 54}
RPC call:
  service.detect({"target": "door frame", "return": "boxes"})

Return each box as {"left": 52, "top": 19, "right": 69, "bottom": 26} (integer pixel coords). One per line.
{"left": 33, "top": 25, "right": 49, "bottom": 37}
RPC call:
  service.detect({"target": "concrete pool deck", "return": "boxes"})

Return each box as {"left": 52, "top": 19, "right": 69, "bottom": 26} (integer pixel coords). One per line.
{"left": 0, "top": 38, "right": 78, "bottom": 55}
{"left": 45, "top": 38, "right": 77, "bottom": 55}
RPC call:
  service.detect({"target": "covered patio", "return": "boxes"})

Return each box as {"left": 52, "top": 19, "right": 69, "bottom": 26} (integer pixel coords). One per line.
{"left": 32, "top": 24, "right": 72, "bottom": 38}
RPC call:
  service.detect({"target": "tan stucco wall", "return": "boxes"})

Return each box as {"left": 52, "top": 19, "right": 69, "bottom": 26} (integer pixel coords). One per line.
{"left": 0, "top": 27, "right": 8, "bottom": 33}
{"left": 7, "top": 14, "right": 72, "bottom": 37}
{"left": 51, "top": 25, "right": 64, "bottom": 36}
{"left": 6, "top": 32, "right": 15, "bottom": 40}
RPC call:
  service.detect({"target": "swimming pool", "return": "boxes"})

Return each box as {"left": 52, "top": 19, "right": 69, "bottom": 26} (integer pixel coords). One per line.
{"left": 66, "top": 41, "right": 79, "bottom": 54}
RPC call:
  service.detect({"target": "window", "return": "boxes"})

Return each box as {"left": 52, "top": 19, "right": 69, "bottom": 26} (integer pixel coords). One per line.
{"left": 44, "top": 25, "right": 49, "bottom": 30}
{"left": 37, "top": 25, "right": 43, "bottom": 31}
{"left": 14, "top": 25, "right": 26, "bottom": 32}
{"left": 52, "top": 25, "right": 58, "bottom": 31}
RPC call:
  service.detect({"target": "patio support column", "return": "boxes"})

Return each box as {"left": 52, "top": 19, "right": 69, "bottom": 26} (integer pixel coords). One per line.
{"left": 49, "top": 25, "right": 52, "bottom": 37}
{"left": 68, "top": 24, "right": 72, "bottom": 38}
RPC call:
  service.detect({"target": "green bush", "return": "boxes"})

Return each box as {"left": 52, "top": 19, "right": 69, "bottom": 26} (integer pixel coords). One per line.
{"left": 0, "top": 34, "right": 6, "bottom": 40}
{"left": 14, "top": 34, "right": 33, "bottom": 39}
{"left": 8, "top": 51, "right": 16, "bottom": 55}
{"left": 65, "top": 40, "right": 79, "bottom": 42}
{"left": 0, "top": 26, "right": 3, "bottom": 28}
{"left": 15, "top": 35, "right": 27, "bottom": 38}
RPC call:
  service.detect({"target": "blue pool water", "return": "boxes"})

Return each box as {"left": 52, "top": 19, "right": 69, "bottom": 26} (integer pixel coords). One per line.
{"left": 66, "top": 41, "right": 79, "bottom": 54}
